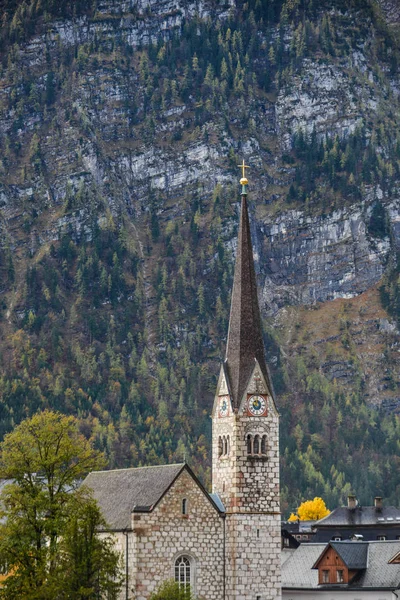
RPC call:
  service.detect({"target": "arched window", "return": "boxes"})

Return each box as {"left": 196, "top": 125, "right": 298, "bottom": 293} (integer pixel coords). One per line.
{"left": 223, "top": 436, "right": 227, "bottom": 455}
{"left": 175, "top": 555, "right": 191, "bottom": 587}
{"left": 182, "top": 498, "right": 187, "bottom": 515}
{"left": 247, "top": 434, "right": 252, "bottom": 455}
{"left": 226, "top": 435, "right": 230, "bottom": 455}
{"left": 261, "top": 435, "right": 267, "bottom": 455}
{"left": 218, "top": 436, "right": 223, "bottom": 457}
{"left": 253, "top": 435, "right": 260, "bottom": 455}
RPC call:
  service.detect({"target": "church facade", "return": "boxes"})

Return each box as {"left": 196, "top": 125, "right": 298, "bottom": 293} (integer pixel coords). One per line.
{"left": 84, "top": 175, "right": 281, "bottom": 600}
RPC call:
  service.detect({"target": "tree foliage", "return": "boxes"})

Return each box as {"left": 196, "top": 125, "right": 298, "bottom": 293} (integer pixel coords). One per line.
{"left": 288, "top": 497, "right": 331, "bottom": 521}
{"left": 0, "top": 0, "right": 399, "bottom": 513}
{"left": 0, "top": 411, "right": 122, "bottom": 600}
{"left": 149, "top": 580, "right": 194, "bottom": 600}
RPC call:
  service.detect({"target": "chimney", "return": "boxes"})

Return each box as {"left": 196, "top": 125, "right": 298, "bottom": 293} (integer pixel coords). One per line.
{"left": 348, "top": 495, "right": 357, "bottom": 509}
{"left": 374, "top": 496, "right": 383, "bottom": 510}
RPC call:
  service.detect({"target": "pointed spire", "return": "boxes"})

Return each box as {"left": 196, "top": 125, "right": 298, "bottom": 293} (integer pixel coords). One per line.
{"left": 224, "top": 189, "right": 272, "bottom": 410}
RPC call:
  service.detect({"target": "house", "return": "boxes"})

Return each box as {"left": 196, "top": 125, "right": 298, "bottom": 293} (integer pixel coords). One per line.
{"left": 313, "top": 495, "right": 400, "bottom": 542}
{"left": 83, "top": 173, "right": 282, "bottom": 600}
{"left": 282, "top": 520, "right": 316, "bottom": 546}
{"left": 282, "top": 540, "right": 400, "bottom": 599}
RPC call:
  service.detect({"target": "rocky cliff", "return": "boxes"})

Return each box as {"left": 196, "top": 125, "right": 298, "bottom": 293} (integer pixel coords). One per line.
{"left": 1, "top": 0, "right": 400, "bottom": 509}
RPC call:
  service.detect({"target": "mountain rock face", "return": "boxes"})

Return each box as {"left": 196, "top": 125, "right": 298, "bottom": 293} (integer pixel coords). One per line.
{"left": 261, "top": 202, "right": 391, "bottom": 310}
{"left": 1, "top": 0, "right": 400, "bottom": 509}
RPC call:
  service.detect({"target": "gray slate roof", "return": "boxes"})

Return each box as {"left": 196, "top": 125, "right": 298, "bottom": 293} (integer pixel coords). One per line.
{"left": 329, "top": 541, "right": 368, "bottom": 569}
{"left": 83, "top": 463, "right": 185, "bottom": 530}
{"left": 224, "top": 194, "right": 275, "bottom": 409}
{"left": 282, "top": 541, "right": 400, "bottom": 590}
{"left": 282, "top": 543, "right": 321, "bottom": 588}
{"left": 360, "top": 542, "right": 400, "bottom": 588}
{"left": 316, "top": 505, "right": 400, "bottom": 527}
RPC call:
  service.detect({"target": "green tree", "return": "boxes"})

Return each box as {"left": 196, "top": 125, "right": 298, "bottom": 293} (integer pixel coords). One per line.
{"left": 0, "top": 411, "right": 122, "bottom": 600}
{"left": 58, "top": 495, "right": 123, "bottom": 599}
{"left": 149, "top": 580, "right": 194, "bottom": 600}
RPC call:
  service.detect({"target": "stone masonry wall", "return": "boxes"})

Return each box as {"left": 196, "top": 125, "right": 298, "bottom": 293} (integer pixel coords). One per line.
{"left": 235, "top": 401, "right": 280, "bottom": 513}
{"left": 212, "top": 365, "right": 281, "bottom": 599}
{"left": 131, "top": 469, "right": 224, "bottom": 600}
{"left": 225, "top": 513, "right": 282, "bottom": 600}
{"left": 212, "top": 371, "right": 280, "bottom": 513}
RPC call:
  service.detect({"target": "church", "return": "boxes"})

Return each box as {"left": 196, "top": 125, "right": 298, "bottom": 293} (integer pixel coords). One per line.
{"left": 83, "top": 169, "right": 282, "bottom": 600}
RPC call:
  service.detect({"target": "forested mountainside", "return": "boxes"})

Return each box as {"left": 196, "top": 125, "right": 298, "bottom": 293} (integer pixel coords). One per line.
{"left": 1, "top": 0, "right": 400, "bottom": 513}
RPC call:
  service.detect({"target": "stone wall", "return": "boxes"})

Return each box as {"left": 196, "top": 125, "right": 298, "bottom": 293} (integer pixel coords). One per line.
{"left": 131, "top": 469, "right": 224, "bottom": 600}
{"left": 213, "top": 368, "right": 280, "bottom": 514}
{"left": 212, "top": 365, "right": 281, "bottom": 599}
{"left": 225, "top": 513, "right": 282, "bottom": 600}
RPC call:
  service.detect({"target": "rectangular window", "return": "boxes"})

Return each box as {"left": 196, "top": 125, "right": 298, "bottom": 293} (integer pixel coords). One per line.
{"left": 322, "top": 570, "right": 329, "bottom": 583}
{"left": 337, "top": 570, "right": 344, "bottom": 583}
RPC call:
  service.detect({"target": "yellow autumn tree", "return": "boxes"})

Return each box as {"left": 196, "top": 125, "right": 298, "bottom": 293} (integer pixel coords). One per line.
{"left": 288, "top": 497, "right": 330, "bottom": 521}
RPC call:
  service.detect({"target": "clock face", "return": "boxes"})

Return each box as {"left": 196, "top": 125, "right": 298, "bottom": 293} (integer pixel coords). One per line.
{"left": 219, "top": 396, "right": 229, "bottom": 418}
{"left": 248, "top": 395, "right": 267, "bottom": 416}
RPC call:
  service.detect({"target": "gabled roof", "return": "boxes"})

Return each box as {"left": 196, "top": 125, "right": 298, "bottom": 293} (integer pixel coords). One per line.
{"left": 312, "top": 541, "right": 368, "bottom": 570}
{"left": 282, "top": 543, "right": 322, "bottom": 589}
{"left": 316, "top": 505, "right": 400, "bottom": 527}
{"left": 83, "top": 463, "right": 223, "bottom": 531}
{"left": 362, "top": 542, "right": 400, "bottom": 588}
{"left": 83, "top": 463, "right": 185, "bottom": 530}
{"left": 282, "top": 541, "right": 400, "bottom": 590}
{"left": 225, "top": 194, "right": 274, "bottom": 409}
{"left": 332, "top": 541, "right": 368, "bottom": 569}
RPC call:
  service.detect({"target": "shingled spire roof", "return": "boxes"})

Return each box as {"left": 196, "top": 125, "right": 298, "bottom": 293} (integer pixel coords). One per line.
{"left": 224, "top": 193, "right": 273, "bottom": 409}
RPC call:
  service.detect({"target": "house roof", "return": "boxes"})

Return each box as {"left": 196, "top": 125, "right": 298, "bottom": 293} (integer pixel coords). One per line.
{"left": 224, "top": 194, "right": 275, "bottom": 409}
{"left": 282, "top": 541, "right": 400, "bottom": 590}
{"left": 83, "top": 463, "right": 185, "bottom": 530}
{"left": 283, "top": 520, "right": 317, "bottom": 533}
{"left": 316, "top": 506, "right": 400, "bottom": 527}
{"left": 282, "top": 543, "right": 322, "bottom": 588}
{"left": 313, "top": 541, "right": 368, "bottom": 570}
{"left": 361, "top": 542, "right": 400, "bottom": 588}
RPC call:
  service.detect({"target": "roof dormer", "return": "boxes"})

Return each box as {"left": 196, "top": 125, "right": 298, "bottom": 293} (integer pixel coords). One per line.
{"left": 312, "top": 541, "right": 368, "bottom": 586}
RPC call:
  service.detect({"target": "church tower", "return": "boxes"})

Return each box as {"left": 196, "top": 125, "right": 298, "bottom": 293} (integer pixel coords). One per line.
{"left": 212, "top": 165, "right": 281, "bottom": 600}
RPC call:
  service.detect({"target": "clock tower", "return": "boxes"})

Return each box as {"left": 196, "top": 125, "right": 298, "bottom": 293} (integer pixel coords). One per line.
{"left": 212, "top": 166, "right": 281, "bottom": 599}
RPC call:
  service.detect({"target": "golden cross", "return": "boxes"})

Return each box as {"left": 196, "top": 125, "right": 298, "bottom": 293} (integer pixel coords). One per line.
{"left": 238, "top": 159, "right": 250, "bottom": 179}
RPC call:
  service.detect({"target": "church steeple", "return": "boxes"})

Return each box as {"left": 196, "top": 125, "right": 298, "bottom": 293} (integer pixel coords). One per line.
{"left": 224, "top": 170, "right": 273, "bottom": 410}
{"left": 212, "top": 165, "right": 281, "bottom": 600}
